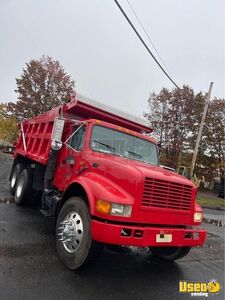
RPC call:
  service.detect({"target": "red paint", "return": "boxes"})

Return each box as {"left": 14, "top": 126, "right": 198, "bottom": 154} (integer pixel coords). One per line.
{"left": 91, "top": 220, "right": 206, "bottom": 247}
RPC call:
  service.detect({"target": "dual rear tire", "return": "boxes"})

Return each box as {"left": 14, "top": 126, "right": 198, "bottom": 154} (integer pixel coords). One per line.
{"left": 9, "top": 163, "right": 24, "bottom": 195}
{"left": 14, "top": 169, "right": 34, "bottom": 206}
{"left": 10, "top": 164, "right": 37, "bottom": 206}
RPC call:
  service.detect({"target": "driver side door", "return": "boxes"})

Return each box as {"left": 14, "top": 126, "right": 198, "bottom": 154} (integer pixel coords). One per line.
{"left": 54, "top": 124, "right": 87, "bottom": 190}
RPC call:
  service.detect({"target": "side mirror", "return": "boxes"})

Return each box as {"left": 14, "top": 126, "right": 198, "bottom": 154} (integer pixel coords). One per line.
{"left": 51, "top": 118, "right": 65, "bottom": 150}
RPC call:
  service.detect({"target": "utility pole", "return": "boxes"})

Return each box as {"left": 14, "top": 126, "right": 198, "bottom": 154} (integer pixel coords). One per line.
{"left": 190, "top": 82, "right": 213, "bottom": 178}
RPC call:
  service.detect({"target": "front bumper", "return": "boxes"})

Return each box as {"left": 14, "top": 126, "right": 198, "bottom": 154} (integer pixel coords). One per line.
{"left": 91, "top": 219, "right": 207, "bottom": 247}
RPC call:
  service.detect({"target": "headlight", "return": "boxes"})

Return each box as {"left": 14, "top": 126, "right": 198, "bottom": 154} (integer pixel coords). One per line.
{"left": 194, "top": 212, "right": 203, "bottom": 222}
{"left": 96, "top": 200, "right": 132, "bottom": 217}
{"left": 111, "top": 203, "right": 132, "bottom": 217}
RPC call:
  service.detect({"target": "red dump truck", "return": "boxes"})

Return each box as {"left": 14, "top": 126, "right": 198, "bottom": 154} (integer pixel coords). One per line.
{"left": 9, "top": 93, "right": 206, "bottom": 270}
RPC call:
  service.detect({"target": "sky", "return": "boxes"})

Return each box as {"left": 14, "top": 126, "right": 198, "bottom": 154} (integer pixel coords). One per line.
{"left": 0, "top": 0, "right": 224, "bottom": 117}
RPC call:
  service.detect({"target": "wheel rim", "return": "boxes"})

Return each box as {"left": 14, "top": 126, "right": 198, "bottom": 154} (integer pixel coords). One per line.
{"left": 57, "top": 211, "right": 84, "bottom": 253}
{"left": 11, "top": 171, "right": 17, "bottom": 188}
{"left": 16, "top": 176, "right": 24, "bottom": 198}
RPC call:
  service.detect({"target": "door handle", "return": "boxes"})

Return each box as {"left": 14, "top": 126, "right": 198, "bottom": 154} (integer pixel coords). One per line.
{"left": 66, "top": 156, "right": 75, "bottom": 165}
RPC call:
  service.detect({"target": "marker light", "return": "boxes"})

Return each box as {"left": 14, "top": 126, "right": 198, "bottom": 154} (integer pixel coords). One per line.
{"left": 194, "top": 212, "right": 203, "bottom": 222}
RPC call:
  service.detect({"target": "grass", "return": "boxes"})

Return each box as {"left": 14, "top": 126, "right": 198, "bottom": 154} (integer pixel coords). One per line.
{"left": 197, "top": 196, "right": 225, "bottom": 208}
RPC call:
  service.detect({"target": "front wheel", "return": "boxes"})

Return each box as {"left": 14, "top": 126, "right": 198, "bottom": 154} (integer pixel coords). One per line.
{"left": 56, "top": 197, "right": 97, "bottom": 270}
{"left": 149, "top": 246, "right": 191, "bottom": 261}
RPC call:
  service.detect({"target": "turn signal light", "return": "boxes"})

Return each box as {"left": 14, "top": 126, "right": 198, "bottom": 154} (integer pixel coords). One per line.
{"left": 96, "top": 200, "right": 111, "bottom": 215}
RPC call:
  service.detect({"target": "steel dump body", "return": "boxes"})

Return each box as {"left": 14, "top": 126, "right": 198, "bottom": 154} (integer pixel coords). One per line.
{"left": 15, "top": 95, "right": 152, "bottom": 165}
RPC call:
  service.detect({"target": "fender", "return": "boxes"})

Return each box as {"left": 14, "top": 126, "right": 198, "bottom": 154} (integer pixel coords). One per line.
{"left": 62, "top": 172, "right": 135, "bottom": 215}
{"left": 194, "top": 203, "right": 203, "bottom": 213}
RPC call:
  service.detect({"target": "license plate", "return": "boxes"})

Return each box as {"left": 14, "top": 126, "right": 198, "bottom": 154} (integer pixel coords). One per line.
{"left": 156, "top": 233, "right": 172, "bottom": 243}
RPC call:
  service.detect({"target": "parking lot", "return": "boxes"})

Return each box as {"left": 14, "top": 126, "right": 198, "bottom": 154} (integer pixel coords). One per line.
{"left": 0, "top": 152, "right": 224, "bottom": 300}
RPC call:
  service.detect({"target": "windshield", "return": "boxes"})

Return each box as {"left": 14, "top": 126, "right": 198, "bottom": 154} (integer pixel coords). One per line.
{"left": 90, "top": 125, "right": 158, "bottom": 166}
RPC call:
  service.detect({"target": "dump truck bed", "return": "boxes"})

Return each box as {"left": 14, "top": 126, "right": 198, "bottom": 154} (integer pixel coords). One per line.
{"left": 15, "top": 94, "right": 152, "bottom": 165}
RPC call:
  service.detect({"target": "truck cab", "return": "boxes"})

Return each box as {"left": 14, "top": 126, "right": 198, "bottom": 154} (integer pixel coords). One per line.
{"left": 9, "top": 94, "right": 206, "bottom": 270}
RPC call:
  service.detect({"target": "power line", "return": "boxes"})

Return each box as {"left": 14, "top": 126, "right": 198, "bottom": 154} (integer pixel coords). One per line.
{"left": 125, "top": 0, "right": 174, "bottom": 81}
{"left": 113, "top": 0, "right": 179, "bottom": 89}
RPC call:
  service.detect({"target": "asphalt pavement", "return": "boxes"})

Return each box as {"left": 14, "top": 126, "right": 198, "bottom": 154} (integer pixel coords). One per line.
{"left": 204, "top": 208, "right": 225, "bottom": 227}
{"left": 204, "top": 208, "right": 224, "bottom": 220}
{"left": 0, "top": 152, "right": 13, "bottom": 202}
{"left": 0, "top": 152, "right": 224, "bottom": 300}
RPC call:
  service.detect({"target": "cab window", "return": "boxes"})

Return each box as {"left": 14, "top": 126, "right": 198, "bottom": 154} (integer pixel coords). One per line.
{"left": 90, "top": 125, "right": 159, "bottom": 165}
{"left": 70, "top": 125, "right": 86, "bottom": 150}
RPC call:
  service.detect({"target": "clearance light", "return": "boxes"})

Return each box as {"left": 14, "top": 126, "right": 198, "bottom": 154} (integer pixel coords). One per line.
{"left": 96, "top": 200, "right": 132, "bottom": 217}
{"left": 194, "top": 212, "right": 203, "bottom": 222}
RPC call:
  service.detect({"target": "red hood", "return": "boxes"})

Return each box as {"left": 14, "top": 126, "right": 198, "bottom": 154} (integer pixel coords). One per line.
{"left": 88, "top": 152, "right": 195, "bottom": 198}
{"left": 135, "top": 164, "right": 194, "bottom": 187}
{"left": 87, "top": 152, "right": 196, "bottom": 225}
{"left": 106, "top": 155, "right": 194, "bottom": 187}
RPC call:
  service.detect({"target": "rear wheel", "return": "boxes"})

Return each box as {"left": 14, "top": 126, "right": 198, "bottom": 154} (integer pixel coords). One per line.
{"left": 149, "top": 246, "right": 191, "bottom": 261}
{"left": 14, "top": 169, "right": 34, "bottom": 206}
{"left": 56, "top": 197, "right": 100, "bottom": 270}
{"left": 9, "top": 163, "right": 24, "bottom": 195}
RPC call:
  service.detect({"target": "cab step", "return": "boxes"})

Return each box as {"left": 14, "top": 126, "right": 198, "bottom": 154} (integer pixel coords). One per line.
{"left": 40, "top": 189, "right": 62, "bottom": 217}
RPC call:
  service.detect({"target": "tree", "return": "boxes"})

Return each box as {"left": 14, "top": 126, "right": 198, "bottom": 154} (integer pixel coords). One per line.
{"left": 144, "top": 85, "right": 205, "bottom": 168}
{"left": 8, "top": 55, "right": 75, "bottom": 119}
{"left": 0, "top": 103, "right": 8, "bottom": 117}
{"left": 201, "top": 98, "right": 225, "bottom": 180}
{"left": 144, "top": 86, "right": 225, "bottom": 183}
{"left": 0, "top": 103, "right": 18, "bottom": 145}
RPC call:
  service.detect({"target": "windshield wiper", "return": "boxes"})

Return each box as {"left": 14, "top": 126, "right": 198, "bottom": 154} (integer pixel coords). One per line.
{"left": 126, "top": 150, "right": 142, "bottom": 159}
{"left": 125, "top": 150, "right": 147, "bottom": 163}
{"left": 94, "top": 140, "right": 116, "bottom": 153}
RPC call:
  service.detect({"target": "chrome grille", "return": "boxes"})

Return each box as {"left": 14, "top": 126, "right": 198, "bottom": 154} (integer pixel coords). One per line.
{"left": 142, "top": 177, "right": 193, "bottom": 211}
